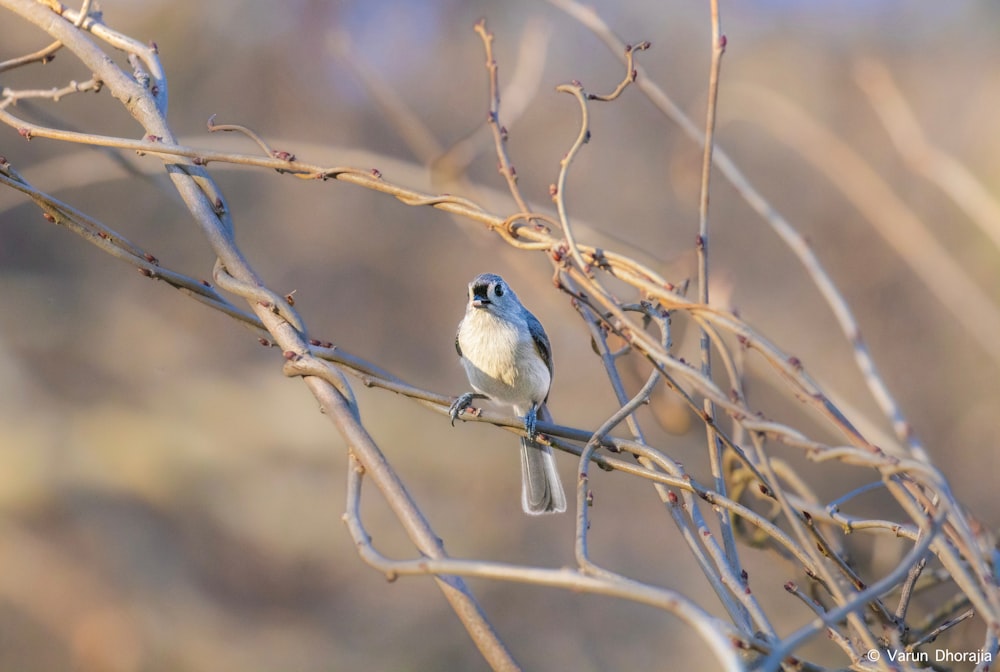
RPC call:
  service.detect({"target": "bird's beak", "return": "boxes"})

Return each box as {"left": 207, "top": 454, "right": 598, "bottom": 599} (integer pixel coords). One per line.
{"left": 471, "top": 298, "right": 491, "bottom": 308}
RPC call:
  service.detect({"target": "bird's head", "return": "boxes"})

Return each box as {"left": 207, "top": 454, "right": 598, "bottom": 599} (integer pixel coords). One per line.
{"left": 467, "top": 273, "right": 519, "bottom": 315}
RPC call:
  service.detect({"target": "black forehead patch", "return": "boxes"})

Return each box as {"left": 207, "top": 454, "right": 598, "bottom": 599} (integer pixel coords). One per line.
{"left": 472, "top": 281, "right": 491, "bottom": 299}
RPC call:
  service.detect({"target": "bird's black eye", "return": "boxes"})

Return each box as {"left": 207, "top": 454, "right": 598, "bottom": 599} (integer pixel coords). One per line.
{"left": 494, "top": 283, "right": 504, "bottom": 297}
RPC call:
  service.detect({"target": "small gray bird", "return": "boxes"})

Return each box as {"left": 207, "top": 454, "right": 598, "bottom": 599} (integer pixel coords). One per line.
{"left": 450, "top": 273, "right": 567, "bottom": 515}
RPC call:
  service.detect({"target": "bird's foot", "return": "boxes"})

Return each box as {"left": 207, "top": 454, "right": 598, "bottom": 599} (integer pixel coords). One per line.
{"left": 524, "top": 403, "right": 538, "bottom": 443}
{"left": 449, "top": 392, "right": 481, "bottom": 426}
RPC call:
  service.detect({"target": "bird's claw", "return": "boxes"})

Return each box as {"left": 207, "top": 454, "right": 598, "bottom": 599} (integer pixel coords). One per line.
{"left": 449, "top": 392, "right": 477, "bottom": 426}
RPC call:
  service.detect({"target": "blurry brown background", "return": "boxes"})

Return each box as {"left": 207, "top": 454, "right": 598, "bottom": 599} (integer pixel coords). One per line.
{"left": 1, "top": 1, "right": 999, "bottom": 670}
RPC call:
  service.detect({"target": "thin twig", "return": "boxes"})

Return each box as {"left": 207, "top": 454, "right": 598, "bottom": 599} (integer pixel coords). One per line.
{"left": 696, "top": 0, "right": 742, "bottom": 584}
{"left": 907, "top": 608, "right": 974, "bottom": 651}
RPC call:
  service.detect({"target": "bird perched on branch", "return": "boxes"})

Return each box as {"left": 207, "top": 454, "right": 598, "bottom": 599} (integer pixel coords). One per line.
{"left": 450, "top": 273, "right": 566, "bottom": 515}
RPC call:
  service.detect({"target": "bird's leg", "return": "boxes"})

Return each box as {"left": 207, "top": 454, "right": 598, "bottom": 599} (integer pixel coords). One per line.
{"left": 449, "top": 392, "right": 487, "bottom": 426}
{"left": 524, "top": 402, "right": 538, "bottom": 443}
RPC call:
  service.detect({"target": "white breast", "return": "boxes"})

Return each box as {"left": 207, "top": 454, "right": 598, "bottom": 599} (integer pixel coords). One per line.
{"left": 458, "top": 309, "right": 551, "bottom": 411}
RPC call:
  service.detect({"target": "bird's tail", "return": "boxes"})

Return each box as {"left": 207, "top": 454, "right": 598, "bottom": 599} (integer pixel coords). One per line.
{"left": 519, "top": 404, "right": 567, "bottom": 515}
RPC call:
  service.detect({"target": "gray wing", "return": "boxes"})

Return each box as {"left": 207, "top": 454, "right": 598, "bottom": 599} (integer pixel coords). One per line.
{"left": 525, "top": 310, "right": 552, "bottom": 378}
{"left": 523, "top": 314, "right": 563, "bottom": 514}
{"left": 454, "top": 324, "right": 463, "bottom": 358}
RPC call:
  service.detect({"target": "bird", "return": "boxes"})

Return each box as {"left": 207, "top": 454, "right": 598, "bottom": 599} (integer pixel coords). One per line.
{"left": 449, "top": 272, "right": 567, "bottom": 515}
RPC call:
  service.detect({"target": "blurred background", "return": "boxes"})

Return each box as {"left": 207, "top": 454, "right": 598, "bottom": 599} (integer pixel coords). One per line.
{"left": 1, "top": 0, "right": 999, "bottom": 669}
